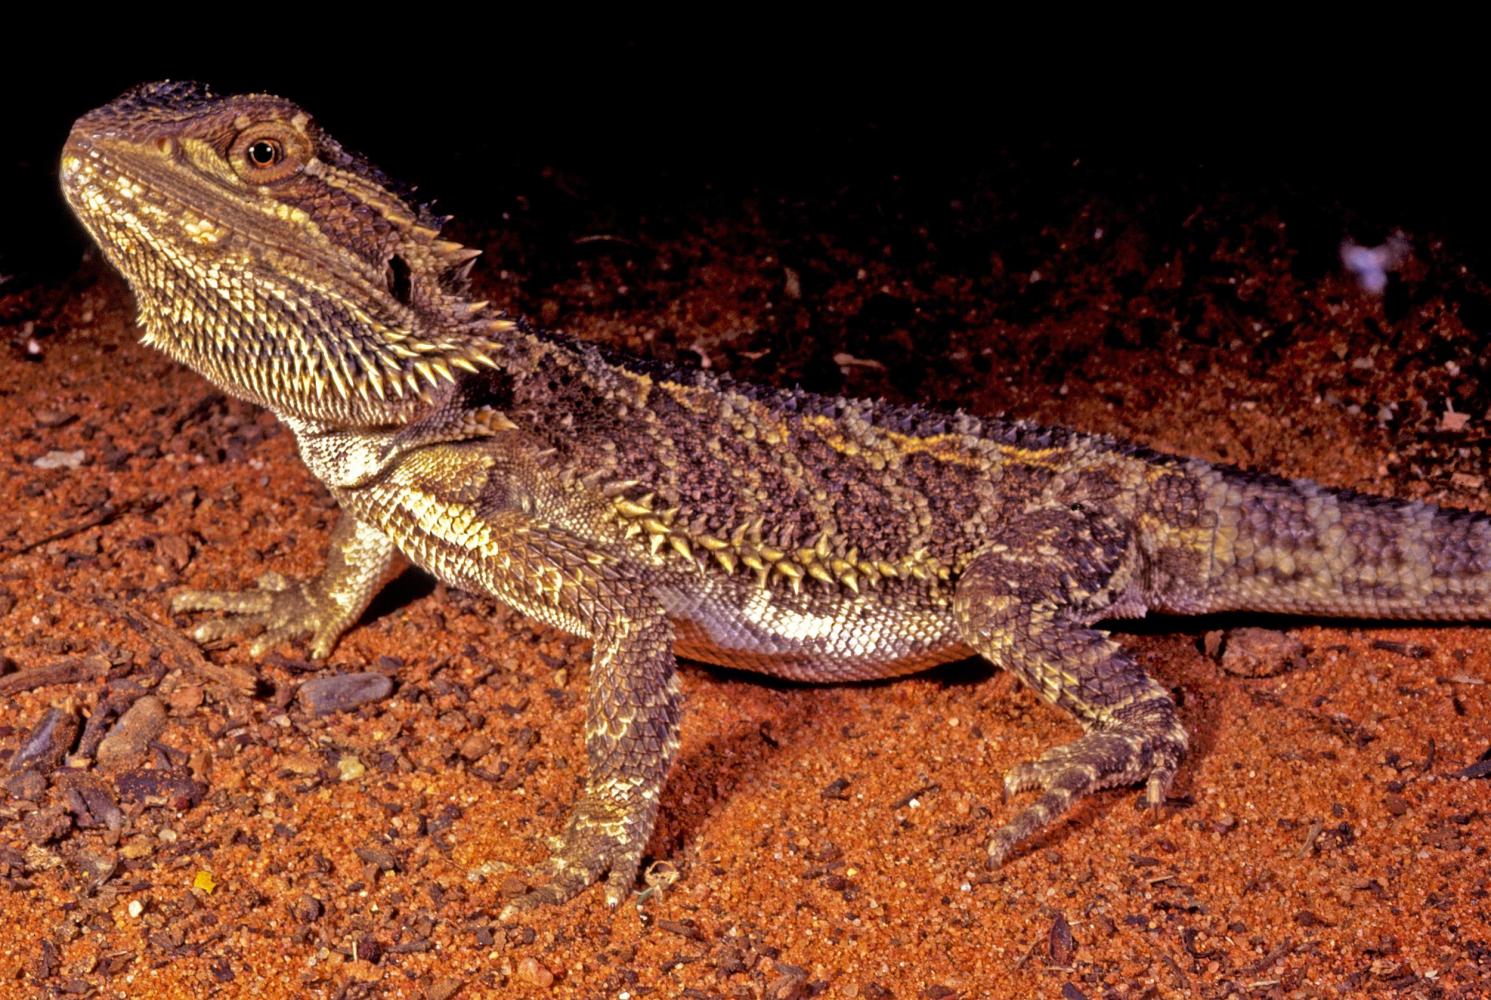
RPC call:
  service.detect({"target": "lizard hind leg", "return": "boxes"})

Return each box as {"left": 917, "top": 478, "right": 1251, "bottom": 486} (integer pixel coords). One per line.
{"left": 953, "top": 503, "right": 1189, "bottom": 867}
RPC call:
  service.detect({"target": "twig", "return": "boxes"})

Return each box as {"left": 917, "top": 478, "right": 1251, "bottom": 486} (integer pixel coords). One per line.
{"left": 170, "top": 392, "right": 225, "bottom": 435}
{"left": 1452, "top": 755, "right": 1491, "bottom": 780}
{"left": 92, "top": 597, "right": 257, "bottom": 696}
{"left": 1295, "top": 818, "right": 1324, "bottom": 859}
{"left": 0, "top": 656, "right": 109, "bottom": 697}
{"left": 2, "top": 495, "right": 166, "bottom": 561}
{"left": 572, "top": 234, "right": 643, "bottom": 249}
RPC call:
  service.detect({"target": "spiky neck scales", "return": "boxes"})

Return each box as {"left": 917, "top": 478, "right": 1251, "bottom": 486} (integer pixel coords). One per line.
{"left": 61, "top": 81, "right": 511, "bottom": 425}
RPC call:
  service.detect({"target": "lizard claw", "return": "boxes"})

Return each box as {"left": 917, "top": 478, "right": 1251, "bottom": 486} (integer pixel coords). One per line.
{"left": 986, "top": 701, "right": 1187, "bottom": 867}
{"left": 171, "top": 571, "right": 346, "bottom": 659}
{"left": 497, "top": 791, "right": 651, "bottom": 920}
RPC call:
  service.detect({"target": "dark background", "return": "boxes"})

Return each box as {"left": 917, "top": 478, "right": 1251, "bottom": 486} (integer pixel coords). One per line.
{"left": 2, "top": 32, "right": 1480, "bottom": 290}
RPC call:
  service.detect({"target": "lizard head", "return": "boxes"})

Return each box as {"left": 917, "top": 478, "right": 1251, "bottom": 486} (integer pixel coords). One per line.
{"left": 62, "top": 81, "right": 506, "bottom": 422}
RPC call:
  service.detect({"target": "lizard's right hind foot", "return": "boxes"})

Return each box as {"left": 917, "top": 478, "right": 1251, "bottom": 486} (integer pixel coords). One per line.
{"left": 950, "top": 504, "right": 1190, "bottom": 868}
{"left": 987, "top": 697, "right": 1187, "bottom": 867}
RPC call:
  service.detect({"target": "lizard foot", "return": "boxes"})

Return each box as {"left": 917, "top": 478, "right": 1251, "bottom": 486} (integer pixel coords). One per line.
{"left": 498, "top": 789, "right": 654, "bottom": 921}
{"left": 171, "top": 571, "right": 348, "bottom": 659}
{"left": 987, "top": 698, "right": 1187, "bottom": 867}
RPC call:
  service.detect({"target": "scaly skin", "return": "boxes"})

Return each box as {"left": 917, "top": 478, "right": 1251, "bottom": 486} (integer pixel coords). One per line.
{"left": 60, "top": 82, "right": 1491, "bottom": 916}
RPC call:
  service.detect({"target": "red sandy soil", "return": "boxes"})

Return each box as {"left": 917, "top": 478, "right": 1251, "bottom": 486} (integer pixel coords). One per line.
{"left": 1, "top": 161, "right": 1489, "bottom": 998}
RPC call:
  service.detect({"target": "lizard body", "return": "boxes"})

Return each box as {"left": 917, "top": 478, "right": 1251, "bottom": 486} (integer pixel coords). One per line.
{"left": 60, "top": 82, "right": 1491, "bottom": 916}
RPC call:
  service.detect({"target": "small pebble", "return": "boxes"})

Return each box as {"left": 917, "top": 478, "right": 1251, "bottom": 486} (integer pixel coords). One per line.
{"left": 1340, "top": 233, "right": 1409, "bottom": 295}
{"left": 120, "top": 838, "right": 154, "bottom": 861}
{"left": 337, "top": 754, "right": 366, "bottom": 782}
{"left": 167, "top": 684, "right": 205, "bottom": 714}
{"left": 1048, "top": 911, "right": 1076, "bottom": 965}
{"left": 96, "top": 697, "right": 167, "bottom": 770}
{"left": 1218, "top": 628, "right": 1306, "bottom": 678}
{"left": 32, "top": 407, "right": 75, "bottom": 429}
{"left": 155, "top": 533, "right": 193, "bottom": 571}
{"left": 32, "top": 449, "right": 87, "bottom": 470}
{"left": 114, "top": 769, "right": 206, "bottom": 809}
{"left": 353, "top": 935, "right": 382, "bottom": 964}
{"left": 76, "top": 849, "right": 118, "bottom": 886}
{"left": 297, "top": 672, "right": 393, "bottom": 716}
{"left": 67, "top": 776, "right": 124, "bottom": 831}
{"left": 1451, "top": 471, "right": 1485, "bottom": 491}
{"left": 355, "top": 845, "right": 399, "bottom": 872}
{"left": 5, "top": 769, "right": 47, "bottom": 801}
{"left": 458, "top": 733, "right": 492, "bottom": 762}
{"left": 281, "top": 753, "right": 321, "bottom": 776}
{"left": 292, "top": 895, "right": 324, "bottom": 923}
{"left": 22, "top": 806, "right": 71, "bottom": 844}
{"left": 517, "top": 957, "right": 554, "bottom": 988}
{"left": 10, "top": 706, "right": 79, "bottom": 775}
{"left": 425, "top": 978, "right": 464, "bottom": 1000}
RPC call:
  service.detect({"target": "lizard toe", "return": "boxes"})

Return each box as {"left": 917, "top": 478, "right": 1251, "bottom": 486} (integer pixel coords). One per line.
{"left": 171, "top": 587, "right": 276, "bottom": 615}
{"left": 988, "top": 701, "right": 1187, "bottom": 868}
{"left": 497, "top": 791, "right": 652, "bottom": 918}
{"left": 173, "top": 574, "right": 349, "bottom": 657}
{"left": 189, "top": 614, "right": 264, "bottom": 645}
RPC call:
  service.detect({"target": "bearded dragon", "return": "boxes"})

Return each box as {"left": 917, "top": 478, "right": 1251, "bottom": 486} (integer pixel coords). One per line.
{"left": 60, "top": 81, "right": 1491, "bottom": 917}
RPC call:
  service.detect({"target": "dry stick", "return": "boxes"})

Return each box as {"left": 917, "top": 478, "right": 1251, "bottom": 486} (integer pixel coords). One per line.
{"left": 1295, "top": 817, "right": 1324, "bottom": 859}
{"left": 1, "top": 495, "right": 166, "bottom": 561}
{"left": 0, "top": 656, "right": 110, "bottom": 697}
{"left": 92, "top": 597, "right": 257, "bottom": 696}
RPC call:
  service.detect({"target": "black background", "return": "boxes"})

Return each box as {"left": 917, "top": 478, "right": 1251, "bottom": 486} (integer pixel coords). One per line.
{"left": 3, "top": 29, "right": 1480, "bottom": 287}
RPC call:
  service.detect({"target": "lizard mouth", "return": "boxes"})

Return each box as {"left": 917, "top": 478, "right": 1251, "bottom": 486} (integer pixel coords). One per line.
{"left": 60, "top": 131, "right": 115, "bottom": 224}
{"left": 61, "top": 128, "right": 231, "bottom": 282}
{"left": 62, "top": 126, "right": 254, "bottom": 255}
{"left": 62, "top": 124, "right": 393, "bottom": 297}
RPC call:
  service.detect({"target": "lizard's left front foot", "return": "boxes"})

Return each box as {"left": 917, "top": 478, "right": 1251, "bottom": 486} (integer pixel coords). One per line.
{"left": 171, "top": 570, "right": 351, "bottom": 659}
{"left": 987, "top": 697, "right": 1187, "bottom": 866}
{"left": 498, "top": 786, "right": 656, "bottom": 920}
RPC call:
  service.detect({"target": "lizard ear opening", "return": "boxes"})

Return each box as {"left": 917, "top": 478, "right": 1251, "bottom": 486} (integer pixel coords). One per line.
{"left": 386, "top": 253, "right": 414, "bottom": 307}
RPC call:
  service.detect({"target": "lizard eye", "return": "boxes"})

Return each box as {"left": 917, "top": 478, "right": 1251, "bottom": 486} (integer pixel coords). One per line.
{"left": 247, "top": 140, "right": 280, "bottom": 166}
{"left": 229, "top": 124, "right": 306, "bottom": 184}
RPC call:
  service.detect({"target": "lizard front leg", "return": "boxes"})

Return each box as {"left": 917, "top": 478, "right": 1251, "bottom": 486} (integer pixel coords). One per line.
{"left": 499, "top": 600, "right": 679, "bottom": 918}
{"left": 953, "top": 503, "right": 1188, "bottom": 866}
{"left": 441, "top": 512, "right": 681, "bottom": 918}
{"left": 172, "top": 512, "right": 398, "bottom": 659}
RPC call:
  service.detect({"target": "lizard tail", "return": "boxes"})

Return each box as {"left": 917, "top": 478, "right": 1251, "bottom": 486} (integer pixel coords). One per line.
{"left": 1201, "top": 468, "right": 1491, "bottom": 620}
